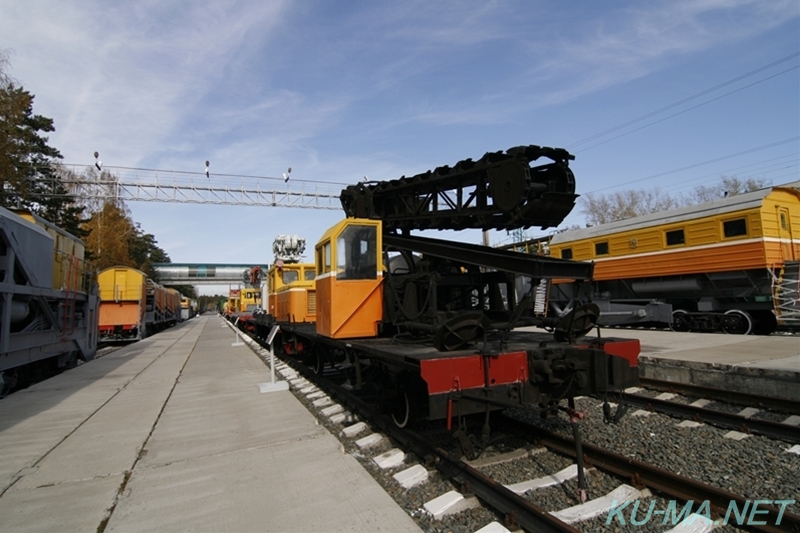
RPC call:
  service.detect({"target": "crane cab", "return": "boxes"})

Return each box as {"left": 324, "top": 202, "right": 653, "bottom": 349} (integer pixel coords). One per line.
{"left": 315, "top": 219, "right": 383, "bottom": 339}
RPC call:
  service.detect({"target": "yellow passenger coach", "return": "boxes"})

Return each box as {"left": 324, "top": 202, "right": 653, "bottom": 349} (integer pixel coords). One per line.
{"left": 548, "top": 181, "right": 800, "bottom": 334}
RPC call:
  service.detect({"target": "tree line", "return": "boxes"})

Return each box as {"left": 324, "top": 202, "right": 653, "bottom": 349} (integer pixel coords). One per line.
{"left": 578, "top": 176, "right": 771, "bottom": 227}
{"left": 0, "top": 50, "right": 195, "bottom": 298}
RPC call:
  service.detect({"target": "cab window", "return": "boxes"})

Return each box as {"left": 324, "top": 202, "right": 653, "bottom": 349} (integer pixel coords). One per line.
{"left": 316, "top": 242, "right": 332, "bottom": 274}
{"left": 282, "top": 271, "right": 299, "bottom": 283}
{"left": 304, "top": 269, "right": 316, "bottom": 281}
{"left": 317, "top": 242, "right": 331, "bottom": 273}
{"left": 336, "top": 225, "right": 377, "bottom": 280}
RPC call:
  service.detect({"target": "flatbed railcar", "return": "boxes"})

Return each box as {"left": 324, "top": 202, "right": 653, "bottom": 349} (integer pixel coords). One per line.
{"left": 1, "top": 208, "right": 98, "bottom": 394}
{"left": 548, "top": 181, "right": 800, "bottom": 334}
{"left": 275, "top": 321, "right": 638, "bottom": 427}
{"left": 251, "top": 145, "right": 641, "bottom": 433}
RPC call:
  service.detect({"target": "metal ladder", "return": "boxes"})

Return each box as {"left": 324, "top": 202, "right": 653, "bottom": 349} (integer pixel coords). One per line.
{"left": 61, "top": 255, "right": 79, "bottom": 337}
{"left": 772, "top": 261, "right": 800, "bottom": 328}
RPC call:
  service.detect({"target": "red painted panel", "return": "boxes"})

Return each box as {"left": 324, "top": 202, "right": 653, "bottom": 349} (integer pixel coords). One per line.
{"left": 488, "top": 351, "right": 529, "bottom": 384}
{"left": 577, "top": 338, "right": 641, "bottom": 367}
{"left": 419, "top": 351, "right": 528, "bottom": 394}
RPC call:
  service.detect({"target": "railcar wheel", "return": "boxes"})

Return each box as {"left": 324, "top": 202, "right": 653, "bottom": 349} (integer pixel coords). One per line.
{"left": 392, "top": 391, "right": 413, "bottom": 428}
{"left": 313, "top": 351, "right": 325, "bottom": 374}
{"left": 389, "top": 374, "right": 424, "bottom": 428}
{"left": 670, "top": 310, "right": 692, "bottom": 332}
{"left": 721, "top": 309, "right": 752, "bottom": 335}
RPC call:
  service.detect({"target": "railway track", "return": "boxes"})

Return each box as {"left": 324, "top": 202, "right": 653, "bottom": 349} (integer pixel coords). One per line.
{"left": 607, "top": 386, "right": 800, "bottom": 444}
{"left": 240, "top": 329, "right": 799, "bottom": 532}
{"left": 497, "top": 415, "right": 800, "bottom": 533}
{"left": 638, "top": 377, "right": 800, "bottom": 414}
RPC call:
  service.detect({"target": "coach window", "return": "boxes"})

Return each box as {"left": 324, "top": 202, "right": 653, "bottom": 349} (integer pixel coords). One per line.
{"left": 594, "top": 241, "right": 609, "bottom": 256}
{"left": 561, "top": 248, "right": 573, "bottom": 259}
{"left": 723, "top": 218, "right": 747, "bottom": 238}
{"left": 666, "top": 229, "right": 685, "bottom": 246}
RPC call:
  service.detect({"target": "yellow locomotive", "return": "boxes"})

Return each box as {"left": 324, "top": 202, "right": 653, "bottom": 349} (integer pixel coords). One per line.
{"left": 267, "top": 262, "right": 316, "bottom": 323}
{"left": 97, "top": 266, "right": 182, "bottom": 341}
{"left": 548, "top": 181, "right": 800, "bottom": 334}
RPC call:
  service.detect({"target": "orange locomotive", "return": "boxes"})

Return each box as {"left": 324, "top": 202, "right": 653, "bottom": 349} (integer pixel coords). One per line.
{"left": 251, "top": 146, "right": 641, "bottom": 434}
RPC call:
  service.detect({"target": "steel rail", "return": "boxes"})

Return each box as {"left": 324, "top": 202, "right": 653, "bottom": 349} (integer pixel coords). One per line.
{"left": 496, "top": 414, "right": 800, "bottom": 533}
{"left": 638, "top": 377, "right": 800, "bottom": 414}
{"left": 251, "top": 334, "right": 580, "bottom": 533}
{"left": 610, "top": 393, "right": 800, "bottom": 444}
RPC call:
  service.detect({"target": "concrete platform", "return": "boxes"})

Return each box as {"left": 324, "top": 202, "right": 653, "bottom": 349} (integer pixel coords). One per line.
{"left": 515, "top": 325, "right": 800, "bottom": 400}
{"left": 0, "top": 316, "right": 420, "bottom": 532}
{"left": 620, "top": 329, "right": 800, "bottom": 400}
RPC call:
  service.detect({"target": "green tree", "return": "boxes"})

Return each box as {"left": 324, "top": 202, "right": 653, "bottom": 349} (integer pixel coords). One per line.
{"left": 128, "top": 222, "right": 171, "bottom": 280}
{"left": 0, "top": 50, "right": 84, "bottom": 235}
{"left": 198, "top": 294, "right": 226, "bottom": 313}
{"left": 82, "top": 200, "right": 175, "bottom": 280}
{"left": 173, "top": 285, "right": 198, "bottom": 299}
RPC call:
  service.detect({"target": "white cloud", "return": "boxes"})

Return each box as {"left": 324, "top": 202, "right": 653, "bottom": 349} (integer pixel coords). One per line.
{"left": 519, "top": 0, "right": 799, "bottom": 106}
{"left": 1, "top": 0, "right": 288, "bottom": 166}
{"left": 2, "top": 0, "right": 796, "bottom": 266}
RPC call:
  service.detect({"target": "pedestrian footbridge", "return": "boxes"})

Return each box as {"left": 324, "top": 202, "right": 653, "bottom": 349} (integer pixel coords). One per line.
{"left": 152, "top": 263, "right": 267, "bottom": 285}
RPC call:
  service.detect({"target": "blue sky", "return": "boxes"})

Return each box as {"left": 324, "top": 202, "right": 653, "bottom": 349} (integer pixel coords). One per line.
{"left": 2, "top": 1, "right": 798, "bottom": 294}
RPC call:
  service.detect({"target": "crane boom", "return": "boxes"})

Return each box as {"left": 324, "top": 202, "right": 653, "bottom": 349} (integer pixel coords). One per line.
{"left": 339, "top": 145, "right": 577, "bottom": 232}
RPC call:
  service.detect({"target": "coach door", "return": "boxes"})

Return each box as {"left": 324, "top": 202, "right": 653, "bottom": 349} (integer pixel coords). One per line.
{"left": 777, "top": 207, "right": 796, "bottom": 261}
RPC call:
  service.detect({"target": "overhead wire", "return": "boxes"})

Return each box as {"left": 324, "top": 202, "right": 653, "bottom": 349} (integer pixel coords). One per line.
{"left": 583, "top": 137, "right": 800, "bottom": 194}
{"left": 574, "top": 65, "right": 798, "bottom": 153}
{"left": 568, "top": 52, "right": 799, "bottom": 150}
{"left": 59, "top": 163, "right": 352, "bottom": 187}
{"left": 57, "top": 56, "right": 799, "bottom": 204}
{"left": 654, "top": 153, "right": 800, "bottom": 195}
{"left": 564, "top": 53, "right": 799, "bottom": 200}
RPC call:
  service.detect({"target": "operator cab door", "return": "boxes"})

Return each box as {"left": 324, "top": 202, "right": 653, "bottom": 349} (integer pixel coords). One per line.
{"left": 315, "top": 219, "right": 383, "bottom": 339}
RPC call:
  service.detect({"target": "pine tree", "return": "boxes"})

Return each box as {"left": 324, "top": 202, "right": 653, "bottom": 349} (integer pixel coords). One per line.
{"left": 0, "top": 50, "right": 84, "bottom": 234}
